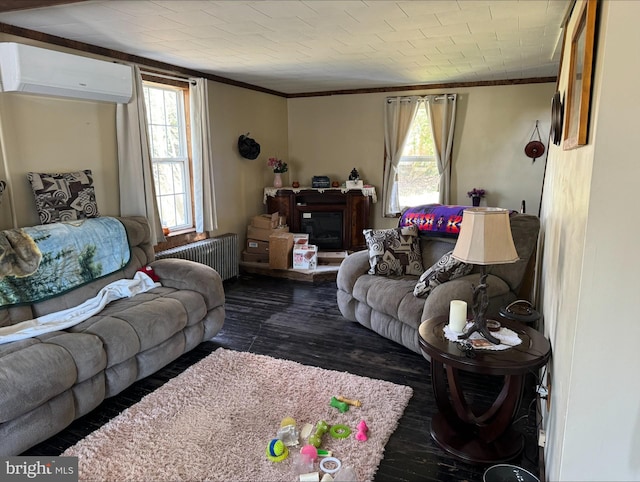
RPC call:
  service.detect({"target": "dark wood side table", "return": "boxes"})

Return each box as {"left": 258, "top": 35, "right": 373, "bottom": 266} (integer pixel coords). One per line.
{"left": 418, "top": 316, "right": 551, "bottom": 464}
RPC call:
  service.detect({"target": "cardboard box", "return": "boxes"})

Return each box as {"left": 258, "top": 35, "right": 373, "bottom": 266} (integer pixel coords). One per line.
{"left": 292, "top": 233, "right": 309, "bottom": 245}
{"left": 318, "top": 251, "right": 348, "bottom": 265}
{"left": 251, "top": 212, "right": 279, "bottom": 230}
{"left": 246, "top": 239, "right": 269, "bottom": 254}
{"left": 247, "top": 225, "right": 289, "bottom": 242}
{"left": 269, "top": 232, "right": 294, "bottom": 269}
{"left": 242, "top": 250, "right": 269, "bottom": 263}
{"left": 293, "top": 244, "right": 318, "bottom": 270}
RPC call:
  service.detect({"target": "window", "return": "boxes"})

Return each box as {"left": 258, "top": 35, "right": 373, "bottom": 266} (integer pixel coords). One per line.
{"left": 142, "top": 82, "right": 192, "bottom": 231}
{"left": 397, "top": 104, "right": 439, "bottom": 209}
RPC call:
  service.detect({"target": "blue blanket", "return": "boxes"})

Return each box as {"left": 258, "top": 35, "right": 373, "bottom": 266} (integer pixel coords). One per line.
{"left": 399, "top": 204, "right": 467, "bottom": 237}
{"left": 0, "top": 217, "right": 130, "bottom": 307}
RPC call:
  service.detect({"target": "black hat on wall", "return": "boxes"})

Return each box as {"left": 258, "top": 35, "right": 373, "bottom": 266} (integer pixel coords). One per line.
{"left": 238, "top": 134, "right": 261, "bottom": 160}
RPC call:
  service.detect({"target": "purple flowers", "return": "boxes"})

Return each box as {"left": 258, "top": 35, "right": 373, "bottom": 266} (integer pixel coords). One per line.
{"left": 467, "top": 188, "right": 486, "bottom": 198}
{"left": 267, "top": 157, "right": 288, "bottom": 173}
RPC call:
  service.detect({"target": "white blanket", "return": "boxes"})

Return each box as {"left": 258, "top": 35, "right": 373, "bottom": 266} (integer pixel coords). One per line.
{"left": 0, "top": 272, "right": 160, "bottom": 345}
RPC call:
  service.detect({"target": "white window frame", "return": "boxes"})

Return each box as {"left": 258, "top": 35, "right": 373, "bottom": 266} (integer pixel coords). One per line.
{"left": 142, "top": 81, "right": 193, "bottom": 232}
{"left": 396, "top": 106, "right": 440, "bottom": 209}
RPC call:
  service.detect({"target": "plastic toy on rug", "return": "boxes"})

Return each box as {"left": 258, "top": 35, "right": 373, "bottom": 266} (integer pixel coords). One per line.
{"left": 333, "top": 466, "right": 358, "bottom": 481}
{"left": 299, "top": 422, "right": 314, "bottom": 443}
{"left": 308, "top": 420, "right": 329, "bottom": 448}
{"left": 355, "top": 420, "right": 369, "bottom": 441}
{"left": 299, "top": 473, "right": 320, "bottom": 482}
{"left": 266, "top": 438, "right": 289, "bottom": 462}
{"left": 293, "top": 448, "right": 315, "bottom": 477}
{"left": 277, "top": 416, "right": 299, "bottom": 446}
{"left": 329, "top": 424, "right": 351, "bottom": 439}
{"left": 330, "top": 396, "right": 349, "bottom": 413}
{"left": 336, "top": 395, "right": 362, "bottom": 408}
{"left": 300, "top": 444, "right": 318, "bottom": 462}
{"left": 319, "top": 457, "right": 342, "bottom": 475}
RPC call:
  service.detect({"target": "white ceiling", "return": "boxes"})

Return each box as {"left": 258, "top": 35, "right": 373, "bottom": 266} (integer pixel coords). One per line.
{"left": 0, "top": 0, "right": 569, "bottom": 95}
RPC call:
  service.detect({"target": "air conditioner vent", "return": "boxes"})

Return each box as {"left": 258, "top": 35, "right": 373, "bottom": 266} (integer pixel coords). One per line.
{"left": 0, "top": 42, "right": 132, "bottom": 103}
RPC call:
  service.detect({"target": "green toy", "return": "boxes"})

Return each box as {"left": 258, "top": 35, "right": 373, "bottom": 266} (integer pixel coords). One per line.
{"left": 308, "top": 420, "right": 329, "bottom": 448}
{"left": 330, "top": 396, "right": 349, "bottom": 413}
{"left": 329, "top": 424, "right": 351, "bottom": 439}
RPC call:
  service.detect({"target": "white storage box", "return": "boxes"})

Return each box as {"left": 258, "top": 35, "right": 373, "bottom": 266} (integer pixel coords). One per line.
{"left": 293, "top": 244, "right": 318, "bottom": 270}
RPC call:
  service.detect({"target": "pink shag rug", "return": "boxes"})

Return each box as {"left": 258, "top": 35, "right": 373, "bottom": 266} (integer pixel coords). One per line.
{"left": 63, "top": 348, "right": 413, "bottom": 482}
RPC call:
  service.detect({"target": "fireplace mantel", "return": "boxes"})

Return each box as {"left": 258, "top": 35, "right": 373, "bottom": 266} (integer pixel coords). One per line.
{"left": 264, "top": 187, "right": 376, "bottom": 251}
{"left": 263, "top": 186, "right": 377, "bottom": 204}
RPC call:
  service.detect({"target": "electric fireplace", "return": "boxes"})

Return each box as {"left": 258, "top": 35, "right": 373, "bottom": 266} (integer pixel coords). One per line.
{"left": 300, "top": 212, "right": 343, "bottom": 250}
{"left": 266, "top": 188, "right": 373, "bottom": 251}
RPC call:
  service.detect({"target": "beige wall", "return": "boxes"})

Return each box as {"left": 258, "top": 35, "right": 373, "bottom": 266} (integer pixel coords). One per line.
{"left": 208, "top": 81, "right": 288, "bottom": 243}
{"left": 0, "top": 94, "right": 119, "bottom": 229}
{"left": 540, "top": 1, "right": 640, "bottom": 480}
{"left": 0, "top": 34, "right": 288, "bottom": 242}
{"left": 288, "top": 82, "right": 554, "bottom": 230}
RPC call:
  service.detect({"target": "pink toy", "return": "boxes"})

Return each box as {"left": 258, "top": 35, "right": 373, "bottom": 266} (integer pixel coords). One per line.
{"left": 300, "top": 444, "right": 318, "bottom": 461}
{"left": 356, "top": 420, "right": 369, "bottom": 441}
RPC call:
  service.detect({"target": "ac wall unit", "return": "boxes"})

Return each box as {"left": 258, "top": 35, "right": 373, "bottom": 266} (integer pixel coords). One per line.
{"left": 0, "top": 42, "right": 132, "bottom": 103}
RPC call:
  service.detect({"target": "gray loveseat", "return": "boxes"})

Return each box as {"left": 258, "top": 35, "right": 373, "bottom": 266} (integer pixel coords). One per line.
{"left": 0, "top": 216, "right": 225, "bottom": 456}
{"left": 337, "top": 213, "right": 540, "bottom": 354}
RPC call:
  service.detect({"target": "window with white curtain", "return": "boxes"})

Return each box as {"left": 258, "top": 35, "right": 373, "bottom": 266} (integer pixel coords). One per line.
{"left": 397, "top": 103, "right": 439, "bottom": 209}
{"left": 142, "top": 82, "right": 193, "bottom": 231}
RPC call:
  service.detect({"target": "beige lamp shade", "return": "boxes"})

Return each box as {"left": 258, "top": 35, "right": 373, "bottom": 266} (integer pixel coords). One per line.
{"left": 452, "top": 208, "right": 519, "bottom": 265}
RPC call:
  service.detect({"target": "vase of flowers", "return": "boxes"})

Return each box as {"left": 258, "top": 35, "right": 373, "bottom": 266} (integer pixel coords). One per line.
{"left": 467, "top": 188, "right": 486, "bottom": 206}
{"left": 268, "top": 157, "right": 288, "bottom": 188}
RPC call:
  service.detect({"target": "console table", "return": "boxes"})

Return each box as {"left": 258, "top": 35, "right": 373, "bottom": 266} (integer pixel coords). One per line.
{"left": 418, "top": 316, "right": 551, "bottom": 463}
{"left": 264, "top": 187, "right": 376, "bottom": 251}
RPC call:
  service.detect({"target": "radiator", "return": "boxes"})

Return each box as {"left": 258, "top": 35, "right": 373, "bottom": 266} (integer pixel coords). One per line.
{"left": 155, "top": 234, "right": 239, "bottom": 281}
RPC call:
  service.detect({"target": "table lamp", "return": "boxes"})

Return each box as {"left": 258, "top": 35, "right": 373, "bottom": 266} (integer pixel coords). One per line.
{"left": 452, "top": 208, "right": 519, "bottom": 344}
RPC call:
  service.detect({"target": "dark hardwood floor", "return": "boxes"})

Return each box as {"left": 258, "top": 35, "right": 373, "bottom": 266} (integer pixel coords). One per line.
{"left": 24, "top": 274, "right": 542, "bottom": 482}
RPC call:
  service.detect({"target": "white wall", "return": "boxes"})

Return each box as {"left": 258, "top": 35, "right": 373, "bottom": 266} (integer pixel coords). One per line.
{"left": 288, "top": 83, "right": 554, "bottom": 230}
{"left": 540, "top": 1, "right": 640, "bottom": 480}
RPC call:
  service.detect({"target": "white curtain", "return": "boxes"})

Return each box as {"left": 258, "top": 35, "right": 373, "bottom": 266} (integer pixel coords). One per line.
{"left": 116, "top": 65, "right": 165, "bottom": 244}
{"left": 426, "top": 94, "right": 457, "bottom": 204}
{"left": 382, "top": 96, "right": 420, "bottom": 216}
{"left": 189, "top": 78, "right": 218, "bottom": 232}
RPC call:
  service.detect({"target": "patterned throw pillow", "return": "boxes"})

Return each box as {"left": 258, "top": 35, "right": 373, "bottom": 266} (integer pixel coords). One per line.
{"left": 27, "top": 170, "right": 100, "bottom": 224}
{"left": 363, "top": 226, "right": 424, "bottom": 276}
{"left": 413, "top": 250, "right": 473, "bottom": 298}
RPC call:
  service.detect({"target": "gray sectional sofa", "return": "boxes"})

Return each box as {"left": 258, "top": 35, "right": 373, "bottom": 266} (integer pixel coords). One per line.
{"left": 0, "top": 216, "right": 225, "bottom": 456}
{"left": 337, "top": 213, "right": 540, "bottom": 354}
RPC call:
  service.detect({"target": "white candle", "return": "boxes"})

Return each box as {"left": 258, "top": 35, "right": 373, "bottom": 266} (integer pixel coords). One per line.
{"left": 449, "top": 300, "right": 467, "bottom": 333}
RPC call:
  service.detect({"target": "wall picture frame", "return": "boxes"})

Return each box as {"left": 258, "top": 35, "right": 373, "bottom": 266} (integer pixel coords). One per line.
{"left": 563, "top": 0, "right": 598, "bottom": 150}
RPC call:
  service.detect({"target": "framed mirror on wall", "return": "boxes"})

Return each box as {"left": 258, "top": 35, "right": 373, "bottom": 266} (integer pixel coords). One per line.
{"left": 563, "top": 0, "right": 598, "bottom": 150}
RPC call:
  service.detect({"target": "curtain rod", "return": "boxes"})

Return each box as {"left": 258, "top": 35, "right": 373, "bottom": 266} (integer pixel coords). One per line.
{"left": 386, "top": 94, "right": 456, "bottom": 103}
{"left": 141, "top": 70, "right": 195, "bottom": 84}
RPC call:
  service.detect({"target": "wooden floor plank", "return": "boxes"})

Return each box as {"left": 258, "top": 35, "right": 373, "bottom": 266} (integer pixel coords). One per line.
{"left": 23, "top": 274, "right": 542, "bottom": 481}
